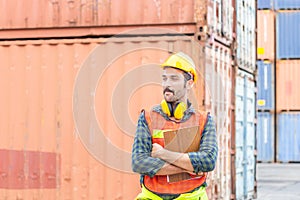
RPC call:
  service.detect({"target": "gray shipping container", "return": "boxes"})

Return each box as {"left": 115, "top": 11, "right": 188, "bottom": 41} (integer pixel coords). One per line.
{"left": 236, "top": 0, "right": 256, "bottom": 72}
{"left": 234, "top": 69, "right": 256, "bottom": 200}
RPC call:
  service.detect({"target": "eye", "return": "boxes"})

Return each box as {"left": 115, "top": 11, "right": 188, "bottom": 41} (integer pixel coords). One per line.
{"left": 162, "top": 76, "right": 167, "bottom": 81}
{"left": 170, "top": 76, "right": 179, "bottom": 81}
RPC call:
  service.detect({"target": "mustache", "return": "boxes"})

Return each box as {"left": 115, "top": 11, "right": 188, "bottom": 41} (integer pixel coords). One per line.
{"left": 163, "top": 87, "right": 174, "bottom": 94}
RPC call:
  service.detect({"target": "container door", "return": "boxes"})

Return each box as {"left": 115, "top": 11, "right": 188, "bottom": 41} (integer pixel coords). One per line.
{"left": 277, "top": 112, "right": 300, "bottom": 162}
{"left": 204, "top": 42, "right": 232, "bottom": 199}
{"left": 257, "top": 61, "right": 274, "bottom": 110}
{"left": 235, "top": 70, "right": 256, "bottom": 200}
{"left": 257, "top": 112, "right": 275, "bottom": 162}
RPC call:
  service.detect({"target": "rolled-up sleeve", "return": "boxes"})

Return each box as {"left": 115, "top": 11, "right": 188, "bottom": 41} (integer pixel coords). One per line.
{"left": 188, "top": 114, "right": 218, "bottom": 173}
{"left": 131, "top": 111, "right": 165, "bottom": 177}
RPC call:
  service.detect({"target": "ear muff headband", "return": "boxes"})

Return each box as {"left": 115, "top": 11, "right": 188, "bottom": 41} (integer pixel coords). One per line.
{"left": 160, "top": 99, "right": 187, "bottom": 120}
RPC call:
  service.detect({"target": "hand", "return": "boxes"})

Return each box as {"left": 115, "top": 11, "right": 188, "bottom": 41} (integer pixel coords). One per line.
{"left": 151, "top": 143, "right": 164, "bottom": 158}
{"left": 185, "top": 171, "right": 204, "bottom": 176}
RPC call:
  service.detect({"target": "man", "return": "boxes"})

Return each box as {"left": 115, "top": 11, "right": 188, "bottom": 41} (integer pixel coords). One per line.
{"left": 131, "top": 52, "right": 218, "bottom": 200}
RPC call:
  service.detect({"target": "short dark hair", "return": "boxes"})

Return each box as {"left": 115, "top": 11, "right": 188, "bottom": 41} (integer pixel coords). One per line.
{"left": 183, "top": 72, "right": 193, "bottom": 81}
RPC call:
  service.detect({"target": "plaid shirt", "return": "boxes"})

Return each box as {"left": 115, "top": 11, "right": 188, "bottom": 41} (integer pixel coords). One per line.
{"left": 131, "top": 104, "right": 218, "bottom": 199}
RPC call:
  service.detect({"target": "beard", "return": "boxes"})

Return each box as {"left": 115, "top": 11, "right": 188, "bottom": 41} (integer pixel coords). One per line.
{"left": 163, "top": 87, "right": 183, "bottom": 103}
{"left": 163, "top": 87, "right": 174, "bottom": 102}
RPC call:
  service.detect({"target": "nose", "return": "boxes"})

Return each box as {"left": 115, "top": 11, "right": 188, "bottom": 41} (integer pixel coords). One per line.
{"left": 162, "top": 78, "right": 171, "bottom": 88}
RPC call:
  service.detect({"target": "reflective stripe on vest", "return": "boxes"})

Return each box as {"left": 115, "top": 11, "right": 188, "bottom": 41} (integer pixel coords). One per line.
{"left": 144, "top": 110, "right": 208, "bottom": 195}
{"left": 135, "top": 184, "right": 208, "bottom": 200}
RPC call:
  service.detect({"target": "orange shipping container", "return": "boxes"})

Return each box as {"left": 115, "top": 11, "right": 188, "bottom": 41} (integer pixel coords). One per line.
{"left": 0, "top": 0, "right": 204, "bottom": 39}
{"left": 0, "top": 0, "right": 195, "bottom": 28}
{"left": 0, "top": 0, "right": 234, "bottom": 43}
{"left": 204, "top": 41, "right": 233, "bottom": 200}
{"left": 276, "top": 60, "right": 300, "bottom": 111}
{"left": 257, "top": 10, "right": 275, "bottom": 61}
{"left": 0, "top": 34, "right": 209, "bottom": 199}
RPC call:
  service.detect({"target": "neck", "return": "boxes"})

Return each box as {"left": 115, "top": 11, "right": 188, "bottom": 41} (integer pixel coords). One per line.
{"left": 172, "top": 96, "right": 188, "bottom": 107}
{"left": 171, "top": 99, "right": 190, "bottom": 111}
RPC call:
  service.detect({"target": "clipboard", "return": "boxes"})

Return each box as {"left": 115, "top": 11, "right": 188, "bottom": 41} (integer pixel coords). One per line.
{"left": 163, "top": 126, "right": 201, "bottom": 183}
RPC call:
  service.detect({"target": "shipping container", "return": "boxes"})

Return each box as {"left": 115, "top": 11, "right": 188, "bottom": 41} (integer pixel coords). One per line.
{"left": 276, "top": 60, "right": 300, "bottom": 111}
{"left": 258, "top": 0, "right": 300, "bottom": 10}
{"left": 257, "top": 10, "right": 275, "bottom": 60}
{"left": 221, "top": 0, "right": 234, "bottom": 41}
{"left": 0, "top": 34, "right": 209, "bottom": 199}
{"left": 206, "top": 0, "right": 234, "bottom": 42}
{"left": 234, "top": 69, "right": 256, "bottom": 200}
{"left": 236, "top": 0, "right": 256, "bottom": 72}
{"left": 257, "top": 112, "right": 275, "bottom": 162}
{"left": 0, "top": 0, "right": 198, "bottom": 38}
{"left": 257, "top": 61, "right": 274, "bottom": 110}
{"left": 276, "top": 11, "right": 300, "bottom": 59}
{"left": 0, "top": 0, "right": 195, "bottom": 28}
{"left": 257, "top": 0, "right": 273, "bottom": 9}
{"left": 274, "top": 0, "right": 300, "bottom": 10}
{"left": 204, "top": 41, "right": 233, "bottom": 200}
{"left": 0, "top": 0, "right": 234, "bottom": 42}
{"left": 277, "top": 112, "right": 300, "bottom": 162}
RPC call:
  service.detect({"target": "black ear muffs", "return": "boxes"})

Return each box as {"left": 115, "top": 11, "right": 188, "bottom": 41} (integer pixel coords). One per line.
{"left": 161, "top": 99, "right": 187, "bottom": 120}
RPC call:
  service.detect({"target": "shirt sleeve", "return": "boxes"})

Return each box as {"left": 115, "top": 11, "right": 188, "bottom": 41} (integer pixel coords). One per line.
{"left": 131, "top": 111, "right": 165, "bottom": 177}
{"left": 188, "top": 114, "right": 218, "bottom": 173}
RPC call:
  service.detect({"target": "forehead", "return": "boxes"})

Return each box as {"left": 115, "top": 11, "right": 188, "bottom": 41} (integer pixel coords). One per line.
{"left": 162, "top": 67, "right": 184, "bottom": 76}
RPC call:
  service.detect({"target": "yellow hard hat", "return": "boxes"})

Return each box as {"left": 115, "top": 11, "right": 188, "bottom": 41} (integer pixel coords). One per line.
{"left": 161, "top": 52, "right": 198, "bottom": 82}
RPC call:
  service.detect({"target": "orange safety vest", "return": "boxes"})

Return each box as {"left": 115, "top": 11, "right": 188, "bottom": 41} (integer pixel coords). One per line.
{"left": 143, "top": 110, "right": 208, "bottom": 195}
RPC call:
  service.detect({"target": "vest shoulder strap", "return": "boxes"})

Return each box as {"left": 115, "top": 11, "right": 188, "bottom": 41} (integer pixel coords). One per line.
{"left": 198, "top": 110, "right": 209, "bottom": 129}
{"left": 144, "top": 110, "right": 208, "bottom": 132}
{"left": 144, "top": 110, "right": 153, "bottom": 134}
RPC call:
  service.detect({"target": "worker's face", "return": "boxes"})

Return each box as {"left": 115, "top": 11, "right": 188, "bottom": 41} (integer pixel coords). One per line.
{"left": 162, "top": 67, "right": 193, "bottom": 103}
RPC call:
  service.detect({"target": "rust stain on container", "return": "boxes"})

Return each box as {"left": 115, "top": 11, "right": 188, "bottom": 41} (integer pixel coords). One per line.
{"left": 257, "top": 10, "right": 275, "bottom": 60}
{"left": 0, "top": 149, "right": 60, "bottom": 189}
{"left": 276, "top": 60, "right": 300, "bottom": 111}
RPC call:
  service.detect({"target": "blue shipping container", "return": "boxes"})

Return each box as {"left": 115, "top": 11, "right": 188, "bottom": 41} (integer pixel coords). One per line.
{"left": 277, "top": 11, "right": 300, "bottom": 59}
{"left": 258, "top": 0, "right": 273, "bottom": 9}
{"left": 275, "top": 0, "right": 300, "bottom": 10}
{"left": 277, "top": 113, "right": 300, "bottom": 162}
{"left": 235, "top": 70, "right": 256, "bottom": 199}
{"left": 257, "top": 112, "right": 275, "bottom": 162}
{"left": 257, "top": 61, "right": 274, "bottom": 110}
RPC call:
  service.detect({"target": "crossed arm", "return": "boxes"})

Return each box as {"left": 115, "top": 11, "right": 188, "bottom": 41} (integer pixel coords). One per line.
{"left": 131, "top": 112, "right": 218, "bottom": 177}
{"left": 151, "top": 143, "right": 195, "bottom": 175}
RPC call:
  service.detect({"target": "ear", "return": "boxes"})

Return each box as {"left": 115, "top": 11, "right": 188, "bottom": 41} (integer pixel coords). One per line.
{"left": 186, "top": 79, "right": 194, "bottom": 90}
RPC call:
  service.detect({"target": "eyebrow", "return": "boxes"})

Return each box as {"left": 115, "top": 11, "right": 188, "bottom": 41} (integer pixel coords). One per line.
{"left": 162, "top": 74, "right": 180, "bottom": 78}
